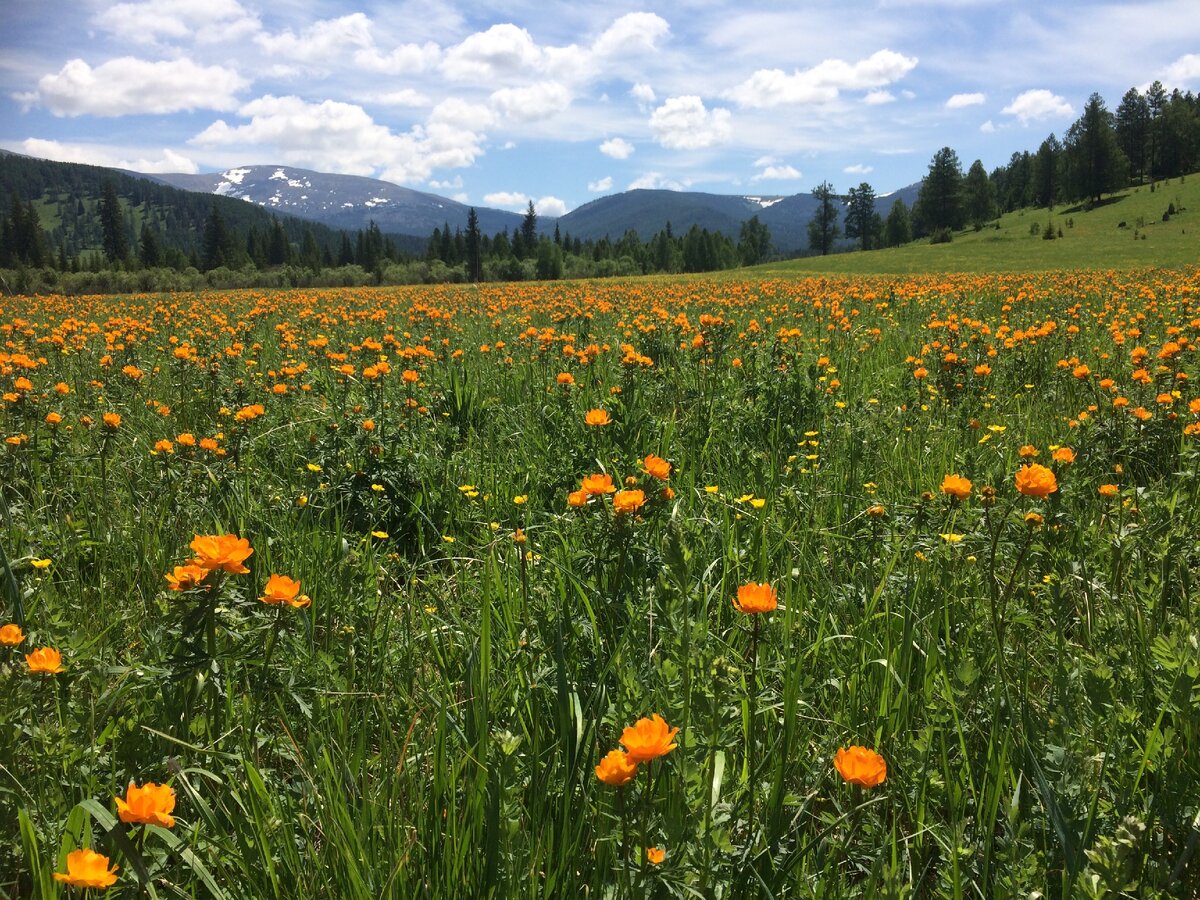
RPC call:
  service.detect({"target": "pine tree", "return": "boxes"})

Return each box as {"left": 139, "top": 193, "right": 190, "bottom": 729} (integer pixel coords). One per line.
{"left": 1063, "top": 93, "right": 1128, "bottom": 204}
{"left": 913, "top": 147, "right": 965, "bottom": 236}
{"left": 964, "top": 160, "right": 996, "bottom": 229}
{"left": 99, "top": 179, "right": 127, "bottom": 264}
{"left": 806, "top": 182, "right": 840, "bottom": 256}
{"left": 844, "top": 183, "right": 878, "bottom": 250}
{"left": 466, "top": 208, "right": 482, "bottom": 282}
{"left": 883, "top": 198, "right": 911, "bottom": 247}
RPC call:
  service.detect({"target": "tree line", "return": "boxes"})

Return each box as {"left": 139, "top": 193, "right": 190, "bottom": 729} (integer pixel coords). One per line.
{"left": 424, "top": 200, "right": 776, "bottom": 282}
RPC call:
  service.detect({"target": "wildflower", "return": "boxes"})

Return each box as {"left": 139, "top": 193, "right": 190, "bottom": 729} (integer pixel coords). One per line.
{"left": 567, "top": 489, "right": 588, "bottom": 508}
{"left": 45, "top": 411, "right": 63, "bottom": 426}
{"left": 362, "top": 419, "right": 376, "bottom": 432}
{"left": 556, "top": 372, "right": 575, "bottom": 385}
{"left": 0, "top": 623, "right": 24, "bottom": 645}
{"left": 620, "top": 714, "right": 679, "bottom": 763}
{"left": 513, "top": 495, "right": 528, "bottom": 505}
{"left": 102, "top": 412, "right": 122, "bottom": 430}
{"left": 371, "top": 530, "right": 389, "bottom": 539}
{"left": 1098, "top": 484, "right": 1119, "bottom": 497}
{"left": 116, "top": 782, "right": 176, "bottom": 828}
{"left": 165, "top": 564, "right": 210, "bottom": 592}
{"left": 646, "top": 847, "right": 666, "bottom": 865}
{"left": 31, "top": 558, "right": 52, "bottom": 570}
{"left": 177, "top": 432, "right": 196, "bottom": 447}
{"left": 189, "top": 534, "right": 253, "bottom": 574}
{"left": 940, "top": 474, "right": 972, "bottom": 501}
{"left": 643, "top": 455, "right": 672, "bottom": 480}
{"left": 733, "top": 582, "right": 778, "bottom": 614}
{"left": 979, "top": 486, "right": 998, "bottom": 507}
{"left": 612, "top": 489, "right": 646, "bottom": 515}
{"left": 833, "top": 746, "right": 887, "bottom": 788}
{"left": 1018, "top": 444, "right": 1039, "bottom": 459}
{"left": 260, "top": 574, "right": 309, "bottom": 608}
{"left": 866, "top": 504, "right": 886, "bottom": 518}
{"left": 154, "top": 439, "right": 174, "bottom": 454}
{"left": 26, "top": 647, "right": 64, "bottom": 674}
{"left": 595, "top": 749, "right": 638, "bottom": 786}
{"left": 749, "top": 497, "right": 766, "bottom": 509}
{"left": 1024, "top": 512, "right": 1044, "bottom": 527}
{"left": 513, "top": 528, "right": 527, "bottom": 545}
{"left": 1051, "top": 447, "right": 1076, "bottom": 464}
{"left": 53, "top": 849, "right": 119, "bottom": 889}
{"left": 402, "top": 369, "right": 419, "bottom": 384}
{"left": 1015, "top": 463, "right": 1058, "bottom": 499}
{"left": 584, "top": 408, "right": 612, "bottom": 426}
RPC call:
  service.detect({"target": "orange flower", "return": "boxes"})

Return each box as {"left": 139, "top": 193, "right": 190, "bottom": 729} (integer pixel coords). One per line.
{"left": 189, "top": 534, "right": 253, "bottom": 574}
{"left": 0, "top": 623, "right": 25, "bottom": 645}
{"left": 1015, "top": 463, "right": 1058, "bottom": 499}
{"left": 102, "top": 412, "right": 122, "bottom": 430}
{"left": 1098, "top": 484, "right": 1119, "bottom": 497}
{"left": 556, "top": 372, "right": 575, "bottom": 385}
{"left": 642, "top": 454, "right": 672, "bottom": 480}
{"left": 940, "top": 474, "right": 972, "bottom": 501}
{"left": 620, "top": 714, "right": 679, "bottom": 763}
{"left": 164, "top": 564, "right": 210, "bottom": 592}
{"left": 1051, "top": 447, "right": 1076, "bottom": 464}
{"left": 595, "top": 749, "right": 638, "bottom": 786}
{"left": 733, "top": 581, "right": 778, "bottom": 614}
{"left": 116, "top": 782, "right": 176, "bottom": 828}
{"left": 26, "top": 646, "right": 64, "bottom": 674}
{"left": 612, "top": 489, "right": 646, "bottom": 515}
{"left": 53, "top": 848, "right": 119, "bottom": 889}
{"left": 833, "top": 745, "right": 887, "bottom": 788}
{"left": 44, "top": 411, "right": 63, "bottom": 426}
{"left": 260, "top": 574, "right": 310, "bottom": 608}
{"left": 1018, "top": 444, "right": 1039, "bottom": 459}
{"left": 581, "top": 473, "right": 616, "bottom": 496}
{"left": 566, "top": 489, "right": 589, "bottom": 508}
{"left": 402, "top": 369, "right": 419, "bottom": 384}
{"left": 584, "top": 408, "right": 611, "bottom": 426}
{"left": 646, "top": 847, "right": 666, "bottom": 865}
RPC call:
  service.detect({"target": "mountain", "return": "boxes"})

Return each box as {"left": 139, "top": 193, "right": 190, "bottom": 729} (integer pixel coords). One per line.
{"left": 146, "top": 165, "right": 525, "bottom": 239}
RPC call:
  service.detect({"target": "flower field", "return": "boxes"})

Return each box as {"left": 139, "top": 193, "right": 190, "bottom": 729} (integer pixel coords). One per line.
{"left": 2, "top": 269, "right": 1200, "bottom": 897}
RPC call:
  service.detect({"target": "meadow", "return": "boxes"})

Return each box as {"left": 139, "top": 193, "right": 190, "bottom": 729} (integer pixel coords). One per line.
{"left": 2, "top": 268, "right": 1200, "bottom": 897}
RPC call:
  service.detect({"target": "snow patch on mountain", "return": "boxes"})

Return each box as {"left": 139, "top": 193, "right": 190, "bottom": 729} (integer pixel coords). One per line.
{"left": 223, "top": 168, "right": 251, "bottom": 185}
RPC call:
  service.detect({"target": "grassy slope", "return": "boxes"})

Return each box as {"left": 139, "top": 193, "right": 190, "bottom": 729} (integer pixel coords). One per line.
{"left": 760, "top": 173, "right": 1199, "bottom": 274}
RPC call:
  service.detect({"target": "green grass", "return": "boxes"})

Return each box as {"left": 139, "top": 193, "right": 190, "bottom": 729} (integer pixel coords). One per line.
{"left": 764, "top": 173, "right": 1199, "bottom": 274}
{"left": 2, "top": 271, "right": 1200, "bottom": 897}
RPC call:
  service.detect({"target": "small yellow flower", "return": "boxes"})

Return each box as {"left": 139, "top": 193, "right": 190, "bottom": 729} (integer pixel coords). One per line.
{"left": 704, "top": 485, "right": 719, "bottom": 494}
{"left": 31, "top": 558, "right": 52, "bottom": 570}
{"left": 939, "top": 533, "right": 964, "bottom": 543}
{"left": 306, "top": 462, "right": 322, "bottom": 473}
{"left": 513, "top": 495, "right": 528, "bottom": 505}
{"left": 749, "top": 498, "right": 766, "bottom": 509}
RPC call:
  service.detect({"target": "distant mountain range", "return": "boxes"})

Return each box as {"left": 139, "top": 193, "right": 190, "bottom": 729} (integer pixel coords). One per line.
{"left": 146, "top": 164, "right": 922, "bottom": 254}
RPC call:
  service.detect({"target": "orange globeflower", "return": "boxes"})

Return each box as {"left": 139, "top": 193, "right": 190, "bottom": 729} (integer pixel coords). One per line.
{"left": 940, "top": 474, "right": 972, "bottom": 501}
{"left": 116, "top": 782, "right": 176, "bottom": 827}
{"left": 646, "top": 847, "right": 666, "bottom": 865}
{"left": 53, "top": 848, "right": 119, "bottom": 889}
{"left": 1015, "top": 463, "right": 1058, "bottom": 499}
{"left": 260, "top": 574, "right": 311, "bottom": 608}
{"left": 595, "top": 749, "right": 638, "bottom": 786}
{"left": 833, "top": 746, "right": 887, "bottom": 788}
{"left": 26, "top": 647, "right": 64, "bottom": 674}
{"left": 642, "top": 454, "right": 672, "bottom": 480}
{"left": 164, "top": 564, "right": 210, "bottom": 592}
{"left": 733, "top": 582, "right": 778, "bottom": 614}
{"left": 581, "top": 473, "right": 616, "bottom": 496}
{"left": 584, "top": 408, "right": 611, "bottom": 427}
{"left": 556, "top": 372, "right": 575, "bottom": 385}
{"left": 620, "top": 714, "right": 679, "bottom": 763}
{"left": 1098, "top": 484, "right": 1119, "bottom": 497}
{"left": 566, "top": 489, "right": 589, "bottom": 508}
{"left": 189, "top": 534, "right": 253, "bottom": 574}
{"left": 612, "top": 489, "right": 646, "bottom": 515}
{"left": 102, "top": 412, "right": 122, "bottom": 430}
{"left": 1051, "top": 447, "right": 1076, "bottom": 464}
{"left": 0, "top": 623, "right": 24, "bottom": 646}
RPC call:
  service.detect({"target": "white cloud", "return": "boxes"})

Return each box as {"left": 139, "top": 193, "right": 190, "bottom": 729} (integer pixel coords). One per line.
{"left": 864, "top": 90, "right": 895, "bottom": 105}
{"left": 16, "top": 138, "right": 198, "bottom": 174}
{"left": 945, "top": 92, "right": 986, "bottom": 109}
{"left": 649, "top": 96, "right": 731, "bottom": 150}
{"left": 1162, "top": 53, "right": 1200, "bottom": 87}
{"left": 355, "top": 42, "right": 441, "bottom": 75}
{"left": 1001, "top": 89, "right": 1073, "bottom": 124}
{"left": 630, "top": 83, "right": 656, "bottom": 105}
{"left": 490, "top": 82, "right": 572, "bottom": 121}
{"left": 94, "top": 0, "right": 258, "bottom": 45}
{"left": 728, "top": 49, "right": 918, "bottom": 108}
{"left": 590, "top": 13, "right": 670, "bottom": 60}
{"left": 980, "top": 119, "right": 996, "bottom": 133}
{"left": 599, "top": 137, "right": 635, "bottom": 159}
{"left": 628, "top": 172, "right": 686, "bottom": 191}
{"left": 442, "top": 23, "right": 543, "bottom": 82}
{"left": 191, "top": 94, "right": 489, "bottom": 183}
{"left": 452, "top": 192, "right": 469, "bottom": 203}
{"left": 752, "top": 164, "right": 801, "bottom": 182}
{"left": 428, "top": 176, "right": 463, "bottom": 190}
{"left": 588, "top": 176, "right": 613, "bottom": 192}
{"left": 18, "top": 57, "right": 246, "bottom": 117}
{"left": 535, "top": 196, "right": 568, "bottom": 217}
{"left": 844, "top": 163, "right": 874, "bottom": 174}
{"left": 371, "top": 89, "right": 431, "bottom": 107}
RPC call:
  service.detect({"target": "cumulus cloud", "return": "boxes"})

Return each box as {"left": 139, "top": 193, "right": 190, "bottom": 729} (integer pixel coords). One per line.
{"left": 535, "top": 196, "right": 568, "bottom": 216}
{"left": 480, "top": 191, "right": 567, "bottom": 215}
{"left": 94, "top": 0, "right": 259, "bottom": 45}
{"left": 428, "top": 175, "right": 463, "bottom": 190}
{"left": 844, "top": 163, "right": 874, "bottom": 174}
{"left": 752, "top": 163, "right": 801, "bottom": 182}
{"left": 1001, "top": 89, "right": 1073, "bottom": 124}
{"left": 17, "top": 57, "right": 246, "bottom": 117}
{"left": 945, "top": 92, "right": 986, "bottom": 109}
{"left": 864, "top": 90, "right": 895, "bottom": 105}
{"left": 728, "top": 49, "right": 918, "bottom": 108}
{"left": 490, "top": 82, "right": 572, "bottom": 121}
{"left": 483, "top": 190, "right": 530, "bottom": 207}
{"left": 630, "top": 83, "right": 656, "bottom": 106}
{"left": 1162, "top": 53, "right": 1200, "bottom": 87}
{"left": 16, "top": 138, "right": 198, "bottom": 174}
{"left": 355, "top": 42, "right": 441, "bottom": 75}
{"left": 370, "top": 89, "right": 431, "bottom": 107}
{"left": 599, "top": 137, "right": 635, "bottom": 159}
{"left": 442, "top": 23, "right": 544, "bottom": 82}
{"left": 588, "top": 176, "right": 613, "bottom": 192}
{"left": 191, "top": 94, "right": 489, "bottom": 183}
{"left": 627, "top": 172, "right": 687, "bottom": 191}
{"left": 255, "top": 13, "right": 438, "bottom": 75}
{"left": 649, "top": 96, "right": 731, "bottom": 150}
{"left": 590, "top": 13, "right": 670, "bottom": 60}
{"left": 980, "top": 119, "right": 996, "bottom": 133}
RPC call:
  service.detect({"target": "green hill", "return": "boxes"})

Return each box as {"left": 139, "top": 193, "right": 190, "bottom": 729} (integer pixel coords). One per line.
{"left": 761, "top": 173, "right": 1199, "bottom": 274}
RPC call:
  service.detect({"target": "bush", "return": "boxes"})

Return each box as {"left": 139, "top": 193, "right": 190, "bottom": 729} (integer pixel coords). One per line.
{"left": 928, "top": 227, "right": 953, "bottom": 244}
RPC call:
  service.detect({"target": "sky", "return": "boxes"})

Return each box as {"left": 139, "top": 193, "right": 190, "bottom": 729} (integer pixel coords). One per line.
{"left": 2, "top": 0, "right": 1199, "bottom": 217}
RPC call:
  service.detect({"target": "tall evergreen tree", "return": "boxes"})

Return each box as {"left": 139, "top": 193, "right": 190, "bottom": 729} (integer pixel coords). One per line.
{"left": 465, "top": 207, "right": 482, "bottom": 282}
{"left": 737, "top": 215, "right": 772, "bottom": 265}
{"left": 883, "top": 198, "right": 911, "bottom": 247}
{"left": 1033, "top": 135, "right": 1062, "bottom": 208}
{"left": 844, "top": 183, "right": 878, "bottom": 250}
{"left": 806, "top": 181, "right": 840, "bottom": 256}
{"left": 99, "top": 179, "right": 127, "bottom": 264}
{"left": 519, "top": 201, "right": 538, "bottom": 259}
{"left": 1063, "top": 92, "right": 1128, "bottom": 204}
{"left": 913, "top": 147, "right": 965, "bottom": 236}
{"left": 964, "top": 159, "right": 996, "bottom": 229}
{"left": 1115, "top": 87, "right": 1150, "bottom": 182}
{"left": 139, "top": 225, "right": 161, "bottom": 268}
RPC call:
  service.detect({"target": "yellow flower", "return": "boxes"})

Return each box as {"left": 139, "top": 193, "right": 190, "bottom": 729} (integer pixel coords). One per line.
{"left": 31, "top": 557, "right": 52, "bottom": 570}
{"left": 53, "top": 848, "right": 119, "bottom": 889}
{"left": 513, "top": 495, "right": 528, "bottom": 505}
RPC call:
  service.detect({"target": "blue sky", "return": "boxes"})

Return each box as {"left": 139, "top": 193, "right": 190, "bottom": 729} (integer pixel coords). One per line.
{"left": 3, "top": 0, "right": 1198, "bottom": 216}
